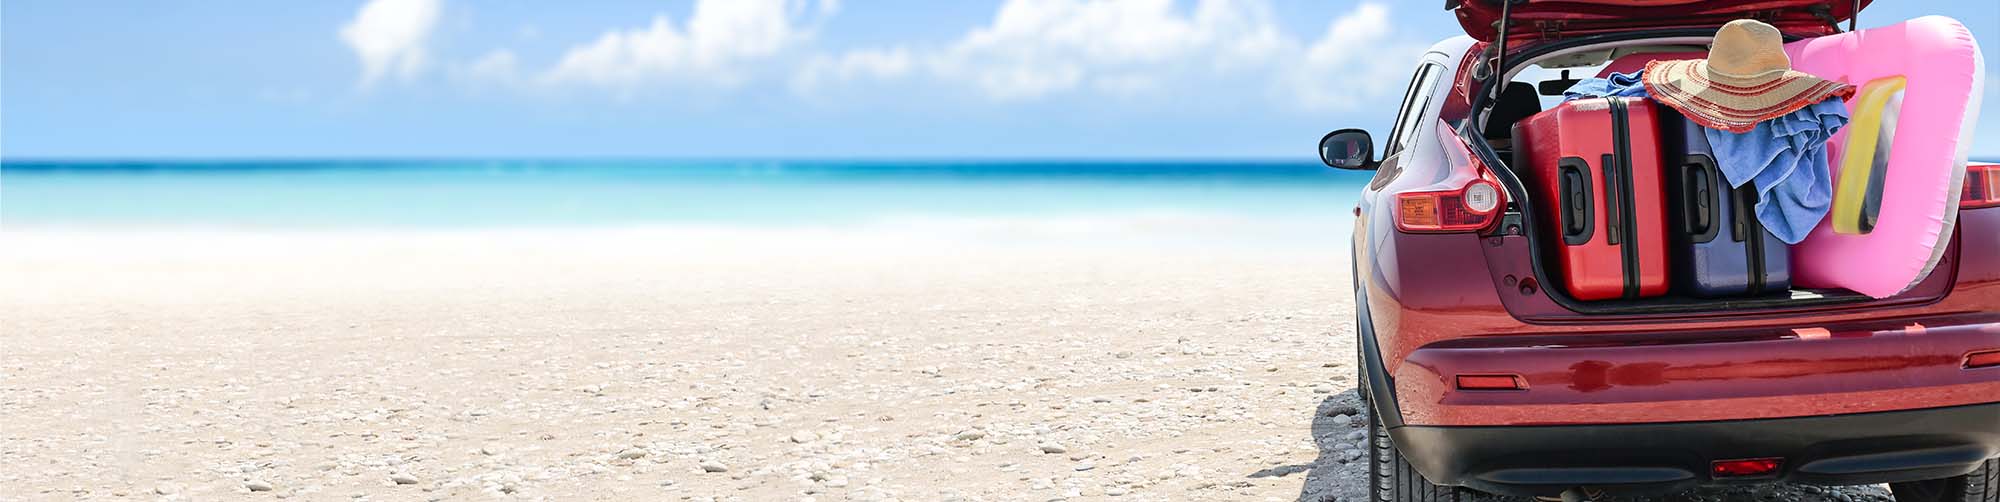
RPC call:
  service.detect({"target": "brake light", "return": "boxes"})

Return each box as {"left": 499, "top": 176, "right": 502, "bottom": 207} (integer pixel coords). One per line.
{"left": 1966, "top": 350, "right": 2000, "bottom": 369}
{"left": 1398, "top": 180, "right": 1503, "bottom": 233}
{"left": 1964, "top": 162, "right": 2000, "bottom": 209}
{"left": 1401, "top": 122, "right": 1509, "bottom": 233}
{"left": 1711, "top": 458, "right": 1783, "bottom": 478}
{"left": 1454, "top": 374, "right": 1525, "bottom": 390}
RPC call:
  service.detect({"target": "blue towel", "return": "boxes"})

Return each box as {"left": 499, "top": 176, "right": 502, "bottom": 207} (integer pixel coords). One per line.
{"left": 1562, "top": 71, "right": 1650, "bottom": 100}
{"left": 1704, "top": 98, "right": 1849, "bottom": 244}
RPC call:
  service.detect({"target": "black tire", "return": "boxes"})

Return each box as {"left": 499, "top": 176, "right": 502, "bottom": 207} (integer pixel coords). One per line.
{"left": 1892, "top": 459, "right": 1999, "bottom": 502}
{"left": 1363, "top": 357, "right": 1479, "bottom": 501}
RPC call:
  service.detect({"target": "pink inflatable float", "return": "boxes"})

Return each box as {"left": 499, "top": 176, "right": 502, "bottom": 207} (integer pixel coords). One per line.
{"left": 1786, "top": 16, "right": 1984, "bottom": 298}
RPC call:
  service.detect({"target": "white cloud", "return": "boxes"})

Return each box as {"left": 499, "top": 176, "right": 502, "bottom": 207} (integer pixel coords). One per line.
{"left": 792, "top": 0, "right": 1414, "bottom": 109}
{"left": 791, "top": 47, "right": 913, "bottom": 94}
{"left": 1092, "top": 73, "right": 1163, "bottom": 96}
{"left": 539, "top": 0, "right": 829, "bottom": 90}
{"left": 450, "top": 0, "right": 1415, "bottom": 111}
{"left": 460, "top": 49, "right": 521, "bottom": 84}
{"left": 339, "top": 0, "right": 442, "bottom": 89}
{"left": 926, "top": 0, "right": 1287, "bottom": 100}
{"left": 1288, "top": 3, "right": 1426, "bottom": 110}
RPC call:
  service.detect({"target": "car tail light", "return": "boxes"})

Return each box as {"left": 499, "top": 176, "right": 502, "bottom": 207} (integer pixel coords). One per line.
{"left": 1963, "top": 162, "right": 2000, "bottom": 209}
{"left": 1396, "top": 122, "right": 1509, "bottom": 234}
{"left": 1711, "top": 458, "right": 1783, "bottom": 478}
{"left": 1966, "top": 349, "right": 2000, "bottom": 369}
{"left": 1397, "top": 180, "right": 1503, "bottom": 233}
{"left": 1454, "top": 374, "right": 1525, "bottom": 390}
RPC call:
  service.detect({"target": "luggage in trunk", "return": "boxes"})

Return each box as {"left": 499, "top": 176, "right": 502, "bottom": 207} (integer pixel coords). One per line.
{"left": 1511, "top": 97, "right": 1671, "bottom": 301}
{"left": 1660, "top": 110, "right": 1792, "bottom": 297}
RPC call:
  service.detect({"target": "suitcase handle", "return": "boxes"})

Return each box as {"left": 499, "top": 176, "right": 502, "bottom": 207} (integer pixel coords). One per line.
{"left": 1682, "top": 155, "right": 1720, "bottom": 243}
{"left": 1600, "top": 154, "right": 1621, "bottom": 246}
{"left": 1556, "top": 157, "right": 1595, "bottom": 246}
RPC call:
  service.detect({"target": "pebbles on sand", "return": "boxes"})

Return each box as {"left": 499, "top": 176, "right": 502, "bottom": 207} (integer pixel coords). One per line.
{"left": 698, "top": 459, "right": 730, "bottom": 473}
{"left": 0, "top": 234, "right": 1895, "bottom": 501}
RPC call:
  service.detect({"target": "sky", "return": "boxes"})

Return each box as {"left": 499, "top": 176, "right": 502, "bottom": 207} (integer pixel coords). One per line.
{"left": 2, "top": 0, "right": 1996, "bottom": 159}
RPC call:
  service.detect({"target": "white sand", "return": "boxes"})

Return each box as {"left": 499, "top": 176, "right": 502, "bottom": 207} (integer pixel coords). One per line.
{"left": 0, "top": 227, "right": 1890, "bottom": 501}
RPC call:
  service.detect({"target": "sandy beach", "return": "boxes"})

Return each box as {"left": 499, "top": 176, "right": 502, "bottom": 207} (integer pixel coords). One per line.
{"left": 0, "top": 227, "right": 1891, "bottom": 501}
{"left": 7, "top": 0, "right": 2000, "bottom": 496}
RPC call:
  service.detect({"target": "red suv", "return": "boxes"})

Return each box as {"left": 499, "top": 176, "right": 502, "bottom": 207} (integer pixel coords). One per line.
{"left": 1320, "top": 1, "right": 1999, "bottom": 501}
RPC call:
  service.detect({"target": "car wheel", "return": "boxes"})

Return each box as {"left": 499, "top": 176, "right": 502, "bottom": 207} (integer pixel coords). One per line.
{"left": 1366, "top": 376, "right": 1478, "bottom": 501}
{"left": 1891, "top": 459, "right": 1999, "bottom": 502}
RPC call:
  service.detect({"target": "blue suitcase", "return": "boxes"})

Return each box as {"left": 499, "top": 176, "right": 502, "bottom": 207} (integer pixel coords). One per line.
{"left": 1661, "top": 111, "right": 1791, "bottom": 297}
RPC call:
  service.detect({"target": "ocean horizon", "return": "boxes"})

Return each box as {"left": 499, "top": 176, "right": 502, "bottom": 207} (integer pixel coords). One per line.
{"left": 1, "top": 160, "right": 1370, "bottom": 239}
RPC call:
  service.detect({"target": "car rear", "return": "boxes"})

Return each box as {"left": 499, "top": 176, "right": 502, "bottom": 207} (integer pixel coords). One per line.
{"left": 1353, "top": 1, "right": 2000, "bottom": 499}
{"left": 1368, "top": 196, "right": 2000, "bottom": 496}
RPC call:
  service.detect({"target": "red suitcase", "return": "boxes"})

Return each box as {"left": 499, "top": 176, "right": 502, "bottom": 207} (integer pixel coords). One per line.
{"left": 1510, "top": 97, "right": 1670, "bottom": 301}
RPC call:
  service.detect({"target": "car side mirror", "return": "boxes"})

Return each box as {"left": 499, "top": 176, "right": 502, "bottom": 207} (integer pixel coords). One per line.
{"left": 1320, "top": 129, "right": 1377, "bottom": 170}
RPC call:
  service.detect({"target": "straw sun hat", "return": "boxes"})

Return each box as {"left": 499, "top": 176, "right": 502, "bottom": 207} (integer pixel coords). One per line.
{"left": 1642, "top": 19, "right": 1854, "bottom": 133}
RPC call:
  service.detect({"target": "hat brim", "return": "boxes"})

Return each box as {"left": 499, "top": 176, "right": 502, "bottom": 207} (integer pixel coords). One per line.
{"left": 1642, "top": 59, "right": 1855, "bottom": 133}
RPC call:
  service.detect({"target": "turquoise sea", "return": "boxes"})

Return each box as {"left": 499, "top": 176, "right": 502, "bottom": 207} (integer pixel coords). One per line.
{"left": 0, "top": 160, "right": 1369, "bottom": 231}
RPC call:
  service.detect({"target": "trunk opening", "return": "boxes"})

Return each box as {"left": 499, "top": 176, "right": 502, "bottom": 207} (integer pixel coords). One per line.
{"left": 1457, "top": 29, "right": 1956, "bottom": 319}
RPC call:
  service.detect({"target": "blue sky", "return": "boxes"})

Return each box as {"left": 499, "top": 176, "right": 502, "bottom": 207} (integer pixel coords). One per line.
{"left": 3, "top": 0, "right": 1995, "bottom": 159}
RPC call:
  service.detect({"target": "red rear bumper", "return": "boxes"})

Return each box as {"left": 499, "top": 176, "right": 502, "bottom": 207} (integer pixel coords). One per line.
{"left": 1392, "top": 402, "right": 2000, "bottom": 497}
{"left": 1396, "top": 315, "right": 2000, "bottom": 426}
